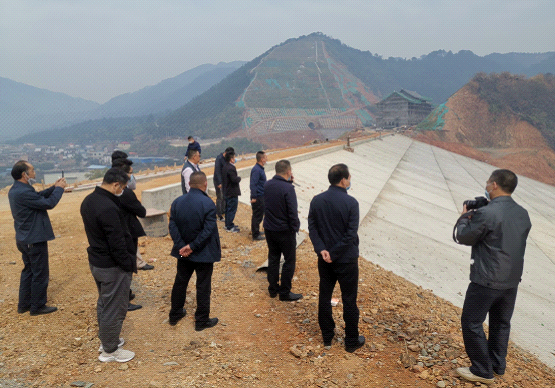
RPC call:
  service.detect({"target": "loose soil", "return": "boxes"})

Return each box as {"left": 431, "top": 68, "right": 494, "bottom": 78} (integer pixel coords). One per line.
{"left": 413, "top": 85, "right": 555, "bottom": 186}
{"left": 1, "top": 145, "right": 554, "bottom": 388}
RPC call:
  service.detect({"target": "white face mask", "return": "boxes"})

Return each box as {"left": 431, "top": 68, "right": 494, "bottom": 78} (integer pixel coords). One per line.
{"left": 26, "top": 172, "right": 36, "bottom": 186}
{"left": 114, "top": 184, "right": 124, "bottom": 197}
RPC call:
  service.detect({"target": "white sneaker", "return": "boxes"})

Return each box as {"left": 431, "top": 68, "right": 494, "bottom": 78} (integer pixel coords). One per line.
{"left": 456, "top": 367, "right": 494, "bottom": 385}
{"left": 98, "top": 337, "right": 125, "bottom": 352}
{"left": 98, "top": 348, "right": 135, "bottom": 363}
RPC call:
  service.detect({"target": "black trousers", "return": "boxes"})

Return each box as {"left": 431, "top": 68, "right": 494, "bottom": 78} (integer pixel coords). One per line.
{"left": 461, "top": 282, "right": 518, "bottom": 378}
{"left": 251, "top": 197, "right": 265, "bottom": 238}
{"left": 318, "top": 258, "right": 359, "bottom": 346}
{"left": 17, "top": 241, "right": 49, "bottom": 312}
{"left": 170, "top": 260, "right": 214, "bottom": 323}
{"left": 265, "top": 230, "right": 296, "bottom": 296}
{"left": 215, "top": 186, "right": 225, "bottom": 218}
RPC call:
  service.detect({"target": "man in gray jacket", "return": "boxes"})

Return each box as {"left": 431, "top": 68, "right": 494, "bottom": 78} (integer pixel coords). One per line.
{"left": 454, "top": 169, "right": 531, "bottom": 385}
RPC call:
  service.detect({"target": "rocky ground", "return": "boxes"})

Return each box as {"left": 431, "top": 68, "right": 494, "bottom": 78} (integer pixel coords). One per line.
{"left": 1, "top": 146, "right": 554, "bottom": 388}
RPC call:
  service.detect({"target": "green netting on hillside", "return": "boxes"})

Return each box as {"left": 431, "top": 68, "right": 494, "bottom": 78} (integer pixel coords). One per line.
{"left": 416, "top": 103, "right": 448, "bottom": 131}
{"left": 355, "top": 109, "right": 373, "bottom": 125}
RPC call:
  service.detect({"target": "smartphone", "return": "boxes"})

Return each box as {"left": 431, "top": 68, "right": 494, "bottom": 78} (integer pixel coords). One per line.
{"left": 61, "top": 170, "right": 64, "bottom": 178}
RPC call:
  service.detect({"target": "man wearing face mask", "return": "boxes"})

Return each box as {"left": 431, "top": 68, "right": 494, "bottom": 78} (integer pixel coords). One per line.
{"left": 250, "top": 151, "right": 267, "bottom": 241}
{"left": 454, "top": 169, "right": 531, "bottom": 384}
{"left": 308, "top": 164, "right": 364, "bottom": 353}
{"left": 263, "top": 159, "right": 302, "bottom": 301}
{"left": 9, "top": 160, "right": 67, "bottom": 315}
{"left": 80, "top": 168, "right": 137, "bottom": 363}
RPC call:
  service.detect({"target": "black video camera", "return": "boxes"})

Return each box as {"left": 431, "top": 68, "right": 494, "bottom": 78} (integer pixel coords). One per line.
{"left": 463, "top": 196, "right": 489, "bottom": 211}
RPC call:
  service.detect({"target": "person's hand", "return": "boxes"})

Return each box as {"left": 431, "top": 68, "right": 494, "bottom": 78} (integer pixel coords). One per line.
{"left": 179, "top": 245, "right": 193, "bottom": 257}
{"left": 321, "top": 250, "right": 332, "bottom": 263}
{"left": 217, "top": 184, "right": 222, "bottom": 189}
{"left": 461, "top": 204, "right": 473, "bottom": 219}
{"left": 250, "top": 198, "right": 257, "bottom": 203}
{"left": 54, "top": 178, "right": 67, "bottom": 189}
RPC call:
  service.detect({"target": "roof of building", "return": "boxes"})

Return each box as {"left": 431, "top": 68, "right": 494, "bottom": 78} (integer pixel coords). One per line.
{"left": 378, "top": 89, "right": 432, "bottom": 105}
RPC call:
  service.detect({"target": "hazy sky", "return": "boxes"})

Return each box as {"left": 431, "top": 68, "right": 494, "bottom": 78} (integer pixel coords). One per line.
{"left": 1, "top": 0, "right": 554, "bottom": 104}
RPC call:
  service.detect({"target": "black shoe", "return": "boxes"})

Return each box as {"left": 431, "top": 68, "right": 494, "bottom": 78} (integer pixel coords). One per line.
{"left": 195, "top": 317, "right": 218, "bottom": 332}
{"left": 279, "top": 292, "right": 303, "bottom": 301}
{"left": 30, "top": 305, "right": 58, "bottom": 316}
{"left": 169, "top": 309, "right": 187, "bottom": 326}
{"left": 218, "top": 216, "right": 225, "bottom": 222}
{"left": 139, "top": 264, "right": 154, "bottom": 270}
{"left": 323, "top": 339, "right": 332, "bottom": 347}
{"left": 345, "top": 335, "right": 365, "bottom": 353}
{"left": 269, "top": 292, "right": 277, "bottom": 298}
{"left": 128, "top": 303, "right": 142, "bottom": 311}
{"left": 129, "top": 292, "right": 135, "bottom": 301}
{"left": 253, "top": 235, "right": 265, "bottom": 241}
{"left": 17, "top": 307, "right": 30, "bottom": 314}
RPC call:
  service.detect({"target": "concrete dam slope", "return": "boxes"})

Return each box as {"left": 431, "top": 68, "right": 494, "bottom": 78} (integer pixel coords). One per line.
{"left": 235, "top": 135, "right": 555, "bottom": 368}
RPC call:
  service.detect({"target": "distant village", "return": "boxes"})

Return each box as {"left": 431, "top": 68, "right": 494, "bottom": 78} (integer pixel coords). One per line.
{"left": 0, "top": 140, "right": 173, "bottom": 188}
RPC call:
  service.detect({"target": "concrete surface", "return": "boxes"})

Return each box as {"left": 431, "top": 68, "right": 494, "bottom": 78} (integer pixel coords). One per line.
{"left": 234, "top": 135, "right": 555, "bottom": 368}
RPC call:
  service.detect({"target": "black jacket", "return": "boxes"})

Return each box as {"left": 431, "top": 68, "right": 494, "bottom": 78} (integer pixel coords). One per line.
{"left": 119, "top": 187, "right": 146, "bottom": 241}
{"left": 222, "top": 162, "right": 241, "bottom": 198}
{"left": 8, "top": 181, "right": 64, "bottom": 244}
{"left": 213, "top": 152, "right": 225, "bottom": 187}
{"left": 263, "top": 175, "right": 300, "bottom": 233}
{"left": 181, "top": 160, "right": 201, "bottom": 194}
{"left": 80, "top": 187, "right": 137, "bottom": 273}
{"left": 455, "top": 196, "right": 531, "bottom": 289}
{"left": 308, "top": 185, "right": 359, "bottom": 263}
{"left": 169, "top": 188, "right": 221, "bottom": 263}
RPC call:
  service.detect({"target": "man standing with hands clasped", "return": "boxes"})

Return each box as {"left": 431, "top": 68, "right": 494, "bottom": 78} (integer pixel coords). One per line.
{"left": 9, "top": 161, "right": 67, "bottom": 316}
{"left": 168, "top": 171, "right": 221, "bottom": 331}
{"left": 308, "top": 164, "right": 364, "bottom": 353}
{"left": 263, "top": 159, "right": 302, "bottom": 301}
{"left": 454, "top": 169, "right": 531, "bottom": 385}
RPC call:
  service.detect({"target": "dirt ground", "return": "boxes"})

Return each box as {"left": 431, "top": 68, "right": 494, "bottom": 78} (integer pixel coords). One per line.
{"left": 1, "top": 145, "right": 554, "bottom": 388}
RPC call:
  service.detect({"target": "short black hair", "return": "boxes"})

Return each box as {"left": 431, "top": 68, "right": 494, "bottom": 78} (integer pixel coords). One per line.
{"left": 188, "top": 136, "right": 194, "bottom": 140}
{"left": 225, "top": 151, "right": 235, "bottom": 162}
{"left": 189, "top": 171, "right": 207, "bottom": 188}
{"left": 275, "top": 160, "right": 291, "bottom": 175}
{"left": 328, "top": 164, "right": 350, "bottom": 185}
{"left": 256, "top": 151, "right": 265, "bottom": 162}
{"left": 103, "top": 168, "right": 129, "bottom": 185}
{"left": 187, "top": 149, "right": 199, "bottom": 159}
{"left": 112, "top": 158, "right": 133, "bottom": 174}
{"left": 11, "top": 160, "right": 30, "bottom": 180}
{"left": 489, "top": 169, "right": 518, "bottom": 194}
{"left": 111, "top": 150, "right": 128, "bottom": 163}
{"left": 224, "top": 147, "right": 235, "bottom": 154}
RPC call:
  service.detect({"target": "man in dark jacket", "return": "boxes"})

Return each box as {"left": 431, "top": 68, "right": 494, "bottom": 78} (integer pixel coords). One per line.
{"left": 80, "top": 168, "right": 136, "bottom": 363}
{"left": 454, "top": 169, "right": 531, "bottom": 385}
{"left": 9, "top": 161, "right": 66, "bottom": 315}
{"left": 263, "top": 159, "right": 302, "bottom": 301}
{"left": 214, "top": 147, "right": 234, "bottom": 222}
{"left": 308, "top": 164, "right": 364, "bottom": 353}
{"left": 222, "top": 151, "right": 241, "bottom": 233}
{"left": 168, "top": 171, "right": 221, "bottom": 331}
{"left": 186, "top": 136, "right": 201, "bottom": 156}
{"left": 250, "top": 151, "right": 267, "bottom": 241}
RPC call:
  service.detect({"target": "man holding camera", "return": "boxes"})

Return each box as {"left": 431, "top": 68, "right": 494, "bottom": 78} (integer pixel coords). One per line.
{"left": 9, "top": 161, "right": 67, "bottom": 315}
{"left": 454, "top": 169, "right": 531, "bottom": 384}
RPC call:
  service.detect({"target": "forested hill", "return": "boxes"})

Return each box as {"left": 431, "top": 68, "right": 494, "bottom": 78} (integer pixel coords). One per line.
{"left": 15, "top": 33, "right": 555, "bottom": 145}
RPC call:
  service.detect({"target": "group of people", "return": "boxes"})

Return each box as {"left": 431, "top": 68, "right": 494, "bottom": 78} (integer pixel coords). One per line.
{"left": 9, "top": 138, "right": 531, "bottom": 386}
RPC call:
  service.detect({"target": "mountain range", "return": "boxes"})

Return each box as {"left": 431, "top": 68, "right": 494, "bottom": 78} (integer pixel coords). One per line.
{"left": 4, "top": 32, "right": 555, "bottom": 146}
{"left": 0, "top": 61, "right": 245, "bottom": 141}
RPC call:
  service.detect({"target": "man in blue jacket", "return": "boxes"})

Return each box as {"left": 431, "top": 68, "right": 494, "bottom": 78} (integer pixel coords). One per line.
{"left": 454, "top": 169, "right": 531, "bottom": 385}
{"left": 169, "top": 171, "right": 221, "bottom": 331}
{"left": 186, "top": 136, "right": 201, "bottom": 156}
{"left": 308, "top": 164, "right": 364, "bottom": 353}
{"left": 250, "top": 151, "right": 267, "bottom": 241}
{"left": 9, "top": 161, "right": 66, "bottom": 316}
{"left": 263, "top": 160, "right": 302, "bottom": 301}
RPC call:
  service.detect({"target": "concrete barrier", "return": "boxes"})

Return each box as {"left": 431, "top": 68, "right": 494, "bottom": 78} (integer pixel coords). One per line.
{"left": 141, "top": 134, "right": 392, "bottom": 211}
